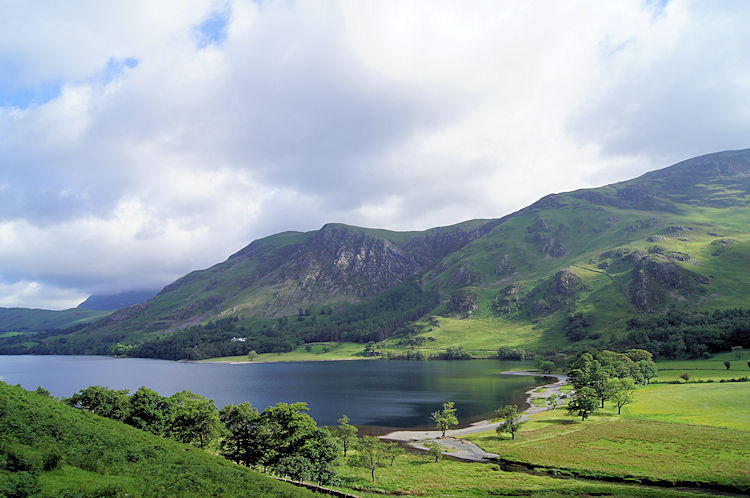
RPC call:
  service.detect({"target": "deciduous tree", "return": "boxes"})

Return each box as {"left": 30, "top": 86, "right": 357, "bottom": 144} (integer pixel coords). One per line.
{"left": 349, "top": 436, "right": 386, "bottom": 482}
{"left": 607, "top": 377, "right": 637, "bottom": 414}
{"left": 168, "top": 390, "right": 225, "bottom": 450}
{"left": 330, "top": 414, "right": 358, "bottom": 456}
{"left": 566, "top": 386, "right": 598, "bottom": 421}
{"left": 431, "top": 401, "right": 458, "bottom": 438}
{"left": 494, "top": 404, "right": 523, "bottom": 440}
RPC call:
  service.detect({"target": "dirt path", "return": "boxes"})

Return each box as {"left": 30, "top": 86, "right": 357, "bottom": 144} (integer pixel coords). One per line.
{"left": 381, "top": 370, "right": 569, "bottom": 462}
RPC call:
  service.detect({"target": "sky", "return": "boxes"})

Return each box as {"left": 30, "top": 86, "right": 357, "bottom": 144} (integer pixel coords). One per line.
{"left": 1, "top": 0, "right": 750, "bottom": 310}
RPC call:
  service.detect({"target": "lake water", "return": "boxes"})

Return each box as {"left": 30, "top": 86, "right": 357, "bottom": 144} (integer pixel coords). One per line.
{"left": 0, "top": 355, "right": 547, "bottom": 430}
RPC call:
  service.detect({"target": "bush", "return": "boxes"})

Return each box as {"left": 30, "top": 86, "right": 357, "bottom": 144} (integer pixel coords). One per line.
{"left": 42, "top": 449, "right": 62, "bottom": 471}
{"left": 0, "top": 471, "right": 42, "bottom": 497}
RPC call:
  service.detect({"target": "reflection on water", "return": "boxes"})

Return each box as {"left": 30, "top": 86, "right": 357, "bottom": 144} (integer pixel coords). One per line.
{"left": 0, "top": 355, "right": 547, "bottom": 429}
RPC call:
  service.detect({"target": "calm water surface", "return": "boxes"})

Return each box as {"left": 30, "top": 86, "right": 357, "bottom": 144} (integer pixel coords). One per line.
{"left": 0, "top": 355, "right": 547, "bottom": 429}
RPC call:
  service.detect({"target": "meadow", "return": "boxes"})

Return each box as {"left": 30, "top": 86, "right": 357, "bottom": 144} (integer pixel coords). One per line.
{"left": 200, "top": 341, "right": 369, "bottom": 362}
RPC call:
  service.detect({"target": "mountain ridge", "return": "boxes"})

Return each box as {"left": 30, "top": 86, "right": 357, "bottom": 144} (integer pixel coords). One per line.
{"left": 3, "top": 148, "right": 750, "bottom": 358}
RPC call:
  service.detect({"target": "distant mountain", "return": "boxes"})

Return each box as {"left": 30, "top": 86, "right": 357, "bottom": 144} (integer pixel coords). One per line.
{"left": 4, "top": 148, "right": 750, "bottom": 358}
{"left": 77, "top": 289, "right": 159, "bottom": 311}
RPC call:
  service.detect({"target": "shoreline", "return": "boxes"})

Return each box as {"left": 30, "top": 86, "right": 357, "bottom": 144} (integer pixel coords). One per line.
{"left": 190, "top": 356, "right": 377, "bottom": 365}
{"left": 380, "top": 370, "right": 569, "bottom": 461}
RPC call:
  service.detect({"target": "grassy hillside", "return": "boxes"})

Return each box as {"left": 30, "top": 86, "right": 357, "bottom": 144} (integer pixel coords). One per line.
{"left": 0, "top": 382, "right": 313, "bottom": 497}
{"left": 0, "top": 307, "right": 111, "bottom": 333}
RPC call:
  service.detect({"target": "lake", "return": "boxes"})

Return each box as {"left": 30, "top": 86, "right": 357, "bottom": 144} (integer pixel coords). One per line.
{"left": 0, "top": 355, "right": 547, "bottom": 430}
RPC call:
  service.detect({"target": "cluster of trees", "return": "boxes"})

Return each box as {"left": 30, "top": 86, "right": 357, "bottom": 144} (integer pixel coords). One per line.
{"left": 623, "top": 308, "right": 750, "bottom": 358}
{"left": 219, "top": 402, "right": 339, "bottom": 484}
{"left": 65, "top": 386, "right": 225, "bottom": 449}
{"left": 566, "top": 349, "right": 656, "bottom": 420}
{"left": 64, "top": 385, "right": 340, "bottom": 484}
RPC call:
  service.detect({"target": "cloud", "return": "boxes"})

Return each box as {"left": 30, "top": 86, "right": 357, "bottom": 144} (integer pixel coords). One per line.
{"left": 1, "top": 0, "right": 749, "bottom": 309}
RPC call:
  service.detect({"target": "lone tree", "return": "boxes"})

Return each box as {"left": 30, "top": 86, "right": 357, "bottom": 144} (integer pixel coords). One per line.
{"left": 330, "top": 414, "right": 358, "bottom": 456}
{"left": 349, "top": 436, "right": 386, "bottom": 482}
{"left": 431, "top": 401, "right": 458, "bottom": 438}
{"left": 547, "top": 393, "right": 559, "bottom": 410}
{"left": 679, "top": 373, "right": 690, "bottom": 383}
{"left": 608, "top": 377, "right": 637, "bottom": 414}
{"left": 424, "top": 441, "right": 445, "bottom": 462}
{"left": 566, "top": 387, "right": 598, "bottom": 421}
{"left": 724, "top": 360, "right": 731, "bottom": 370}
{"left": 382, "top": 442, "right": 404, "bottom": 466}
{"left": 494, "top": 404, "right": 523, "bottom": 440}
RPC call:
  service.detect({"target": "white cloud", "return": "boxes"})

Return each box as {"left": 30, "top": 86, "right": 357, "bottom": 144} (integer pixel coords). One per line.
{"left": 1, "top": 0, "right": 749, "bottom": 309}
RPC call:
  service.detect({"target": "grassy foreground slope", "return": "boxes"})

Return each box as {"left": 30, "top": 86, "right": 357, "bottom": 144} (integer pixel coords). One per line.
{"left": 0, "top": 382, "right": 313, "bottom": 497}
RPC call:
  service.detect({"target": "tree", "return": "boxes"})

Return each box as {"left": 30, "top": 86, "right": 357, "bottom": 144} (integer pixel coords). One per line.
{"left": 65, "top": 386, "right": 130, "bottom": 421}
{"left": 546, "top": 393, "right": 559, "bottom": 410}
{"left": 219, "top": 402, "right": 262, "bottom": 466}
{"left": 127, "top": 386, "right": 171, "bottom": 435}
{"left": 382, "top": 441, "right": 404, "bottom": 466}
{"left": 724, "top": 360, "right": 731, "bottom": 370}
{"left": 679, "top": 373, "right": 690, "bottom": 383}
{"left": 424, "top": 441, "right": 445, "bottom": 462}
{"left": 494, "top": 404, "right": 523, "bottom": 440}
{"left": 431, "top": 401, "right": 458, "bottom": 438}
{"left": 330, "top": 414, "right": 358, "bottom": 456}
{"left": 349, "top": 436, "right": 386, "bottom": 482}
{"left": 566, "top": 386, "right": 598, "bottom": 421}
{"left": 732, "top": 345, "right": 742, "bottom": 359}
{"left": 567, "top": 353, "right": 600, "bottom": 390}
{"left": 168, "top": 390, "right": 225, "bottom": 450}
{"left": 637, "top": 359, "right": 658, "bottom": 384}
{"left": 607, "top": 377, "right": 637, "bottom": 414}
{"left": 257, "top": 402, "right": 339, "bottom": 484}
{"left": 275, "top": 427, "right": 339, "bottom": 484}
{"left": 590, "top": 370, "right": 614, "bottom": 408}
{"left": 537, "top": 360, "right": 555, "bottom": 373}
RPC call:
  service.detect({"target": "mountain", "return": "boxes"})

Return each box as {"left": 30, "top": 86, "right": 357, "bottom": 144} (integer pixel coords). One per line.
{"left": 77, "top": 289, "right": 159, "bottom": 311}
{"left": 3, "top": 148, "right": 750, "bottom": 359}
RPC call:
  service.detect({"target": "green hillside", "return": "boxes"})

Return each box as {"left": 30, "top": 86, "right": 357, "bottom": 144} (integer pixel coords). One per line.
{"left": 0, "top": 382, "right": 313, "bottom": 497}
{"left": 3, "top": 148, "right": 750, "bottom": 360}
{"left": 0, "top": 307, "right": 111, "bottom": 334}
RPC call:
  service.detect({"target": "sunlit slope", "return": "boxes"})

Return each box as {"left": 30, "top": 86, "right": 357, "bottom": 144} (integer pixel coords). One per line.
{"left": 406, "top": 149, "right": 750, "bottom": 352}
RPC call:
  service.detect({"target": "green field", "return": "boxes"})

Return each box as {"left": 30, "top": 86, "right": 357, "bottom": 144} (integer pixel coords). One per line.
{"left": 462, "top": 380, "right": 750, "bottom": 491}
{"left": 333, "top": 447, "right": 699, "bottom": 496}
{"left": 655, "top": 351, "right": 750, "bottom": 381}
{"left": 625, "top": 382, "right": 750, "bottom": 430}
{"left": 201, "top": 341, "right": 370, "bottom": 363}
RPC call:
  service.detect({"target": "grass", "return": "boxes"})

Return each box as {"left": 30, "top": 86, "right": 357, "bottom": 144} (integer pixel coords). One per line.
{"left": 462, "top": 380, "right": 750, "bottom": 491}
{"left": 624, "top": 382, "right": 750, "bottom": 430}
{"left": 655, "top": 353, "right": 750, "bottom": 381}
{"left": 333, "top": 448, "right": 700, "bottom": 496}
{"left": 383, "top": 316, "right": 562, "bottom": 356}
{"left": 202, "top": 341, "right": 369, "bottom": 362}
